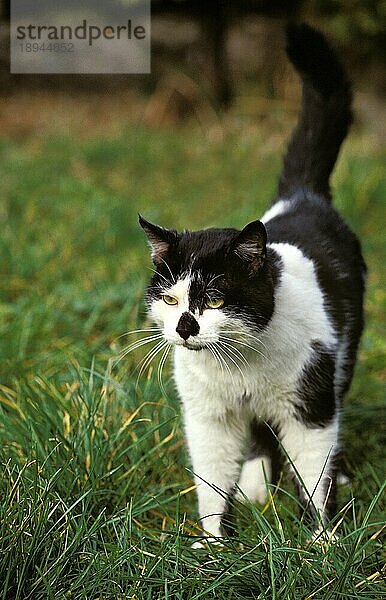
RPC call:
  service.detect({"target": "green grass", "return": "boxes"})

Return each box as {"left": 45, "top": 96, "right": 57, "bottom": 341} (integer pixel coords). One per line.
{"left": 0, "top": 123, "right": 385, "bottom": 599}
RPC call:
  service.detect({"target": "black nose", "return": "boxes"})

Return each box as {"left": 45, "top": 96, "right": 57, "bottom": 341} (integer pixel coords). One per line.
{"left": 176, "top": 312, "right": 200, "bottom": 340}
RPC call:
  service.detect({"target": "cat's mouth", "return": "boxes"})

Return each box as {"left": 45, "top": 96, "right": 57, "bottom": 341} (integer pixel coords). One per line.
{"left": 169, "top": 337, "right": 206, "bottom": 351}
{"left": 182, "top": 341, "right": 205, "bottom": 351}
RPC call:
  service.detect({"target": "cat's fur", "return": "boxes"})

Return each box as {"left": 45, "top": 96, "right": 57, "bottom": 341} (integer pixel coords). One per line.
{"left": 139, "top": 24, "right": 365, "bottom": 540}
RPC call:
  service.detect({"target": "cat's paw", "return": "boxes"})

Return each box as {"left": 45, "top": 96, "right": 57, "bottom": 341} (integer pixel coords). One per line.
{"left": 191, "top": 537, "right": 224, "bottom": 550}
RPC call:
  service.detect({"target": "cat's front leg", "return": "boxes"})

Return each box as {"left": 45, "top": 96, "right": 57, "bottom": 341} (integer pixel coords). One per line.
{"left": 183, "top": 403, "right": 248, "bottom": 542}
{"left": 280, "top": 415, "right": 339, "bottom": 535}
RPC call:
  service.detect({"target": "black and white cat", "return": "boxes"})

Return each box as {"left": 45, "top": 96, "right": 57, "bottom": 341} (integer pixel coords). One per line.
{"left": 139, "top": 24, "right": 365, "bottom": 541}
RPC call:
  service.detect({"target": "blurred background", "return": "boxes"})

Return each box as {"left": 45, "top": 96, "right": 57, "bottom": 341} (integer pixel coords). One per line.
{"left": 1, "top": 0, "right": 386, "bottom": 136}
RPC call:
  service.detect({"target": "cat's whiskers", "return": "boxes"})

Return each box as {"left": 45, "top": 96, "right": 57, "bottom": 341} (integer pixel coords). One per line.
{"left": 206, "top": 287, "right": 222, "bottom": 296}
{"left": 208, "top": 342, "right": 236, "bottom": 385}
{"left": 135, "top": 339, "right": 169, "bottom": 388}
{"left": 218, "top": 340, "right": 251, "bottom": 370}
{"left": 116, "top": 327, "right": 162, "bottom": 340}
{"left": 207, "top": 342, "right": 227, "bottom": 377}
{"left": 157, "top": 343, "right": 171, "bottom": 398}
{"left": 206, "top": 343, "right": 224, "bottom": 376}
{"left": 113, "top": 333, "right": 164, "bottom": 366}
{"left": 224, "top": 329, "right": 270, "bottom": 353}
{"left": 219, "top": 334, "right": 271, "bottom": 364}
{"left": 112, "top": 323, "right": 172, "bottom": 392}
{"left": 207, "top": 273, "right": 225, "bottom": 287}
{"left": 118, "top": 332, "right": 163, "bottom": 351}
{"left": 205, "top": 344, "right": 218, "bottom": 369}
{"left": 215, "top": 342, "right": 247, "bottom": 384}
{"left": 147, "top": 266, "right": 172, "bottom": 286}
{"left": 159, "top": 258, "right": 176, "bottom": 283}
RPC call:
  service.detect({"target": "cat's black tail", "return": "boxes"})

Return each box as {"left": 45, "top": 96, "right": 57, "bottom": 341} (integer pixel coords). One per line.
{"left": 278, "top": 23, "right": 352, "bottom": 201}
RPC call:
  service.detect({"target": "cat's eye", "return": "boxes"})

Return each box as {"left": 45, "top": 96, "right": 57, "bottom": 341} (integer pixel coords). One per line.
{"left": 162, "top": 294, "right": 178, "bottom": 306}
{"left": 206, "top": 299, "right": 224, "bottom": 309}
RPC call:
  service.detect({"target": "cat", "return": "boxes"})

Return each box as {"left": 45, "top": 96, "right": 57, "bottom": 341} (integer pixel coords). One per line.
{"left": 139, "top": 23, "right": 365, "bottom": 542}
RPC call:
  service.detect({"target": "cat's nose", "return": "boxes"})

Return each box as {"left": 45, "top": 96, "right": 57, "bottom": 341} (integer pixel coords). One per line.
{"left": 176, "top": 312, "right": 200, "bottom": 340}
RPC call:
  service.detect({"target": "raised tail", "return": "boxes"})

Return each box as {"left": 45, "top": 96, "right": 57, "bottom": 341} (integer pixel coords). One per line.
{"left": 278, "top": 23, "right": 352, "bottom": 201}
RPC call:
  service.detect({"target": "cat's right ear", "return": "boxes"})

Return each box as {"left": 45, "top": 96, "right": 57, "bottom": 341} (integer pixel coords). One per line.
{"left": 232, "top": 219, "right": 267, "bottom": 274}
{"left": 139, "top": 215, "right": 178, "bottom": 266}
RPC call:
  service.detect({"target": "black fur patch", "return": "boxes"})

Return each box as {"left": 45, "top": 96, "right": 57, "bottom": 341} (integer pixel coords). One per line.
{"left": 220, "top": 486, "right": 238, "bottom": 538}
{"left": 296, "top": 341, "right": 336, "bottom": 427}
{"left": 248, "top": 419, "right": 283, "bottom": 486}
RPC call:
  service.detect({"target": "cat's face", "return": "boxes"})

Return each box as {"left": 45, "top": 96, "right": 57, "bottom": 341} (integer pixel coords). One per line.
{"left": 140, "top": 216, "right": 276, "bottom": 350}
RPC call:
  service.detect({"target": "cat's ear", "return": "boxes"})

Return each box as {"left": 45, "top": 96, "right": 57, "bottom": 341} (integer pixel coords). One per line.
{"left": 139, "top": 215, "right": 178, "bottom": 265}
{"left": 232, "top": 220, "right": 267, "bottom": 272}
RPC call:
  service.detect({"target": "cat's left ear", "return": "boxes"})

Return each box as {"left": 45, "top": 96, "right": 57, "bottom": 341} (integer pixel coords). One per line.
{"left": 139, "top": 215, "right": 178, "bottom": 265}
{"left": 232, "top": 220, "right": 267, "bottom": 273}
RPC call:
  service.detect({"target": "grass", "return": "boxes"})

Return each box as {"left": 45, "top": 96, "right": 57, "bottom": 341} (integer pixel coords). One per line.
{"left": 0, "top": 118, "right": 385, "bottom": 599}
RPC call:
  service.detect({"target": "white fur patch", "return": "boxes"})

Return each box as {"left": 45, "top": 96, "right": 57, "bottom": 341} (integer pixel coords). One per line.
{"left": 266, "top": 242, "right": 337, "bottom": 351}
{"left": 261, "top": 200, "right": 290, "bottom": 223}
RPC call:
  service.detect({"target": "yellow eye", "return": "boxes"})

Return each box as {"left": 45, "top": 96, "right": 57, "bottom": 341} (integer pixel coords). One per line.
{"left": 162, "top": 294, "right": 178, "bottom": 306}
{"left": 206, "top": 299, "right": 224, "bottom": 309}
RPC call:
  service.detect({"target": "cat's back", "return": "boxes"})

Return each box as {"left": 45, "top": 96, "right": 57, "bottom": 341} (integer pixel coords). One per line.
{"left": 263, "top": 192, "right": 363, "bottom": 271}
{"left": 262, "top": 191, "right": 365, "bottom": 338}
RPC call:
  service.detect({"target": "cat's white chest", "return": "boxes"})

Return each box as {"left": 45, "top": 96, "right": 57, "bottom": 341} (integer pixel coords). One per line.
{"left": 173, "top": 346, "right": 298, "bottom": 421}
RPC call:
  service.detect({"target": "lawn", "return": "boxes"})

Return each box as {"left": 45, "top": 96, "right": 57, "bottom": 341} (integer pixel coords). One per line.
{"left": 0, "top": 117, "right": 385, "bottom": 598}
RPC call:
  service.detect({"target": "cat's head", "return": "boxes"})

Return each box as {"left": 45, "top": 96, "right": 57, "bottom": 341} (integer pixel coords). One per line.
{"left": 139, "top": 216, "right": 276, "bottom": 350}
